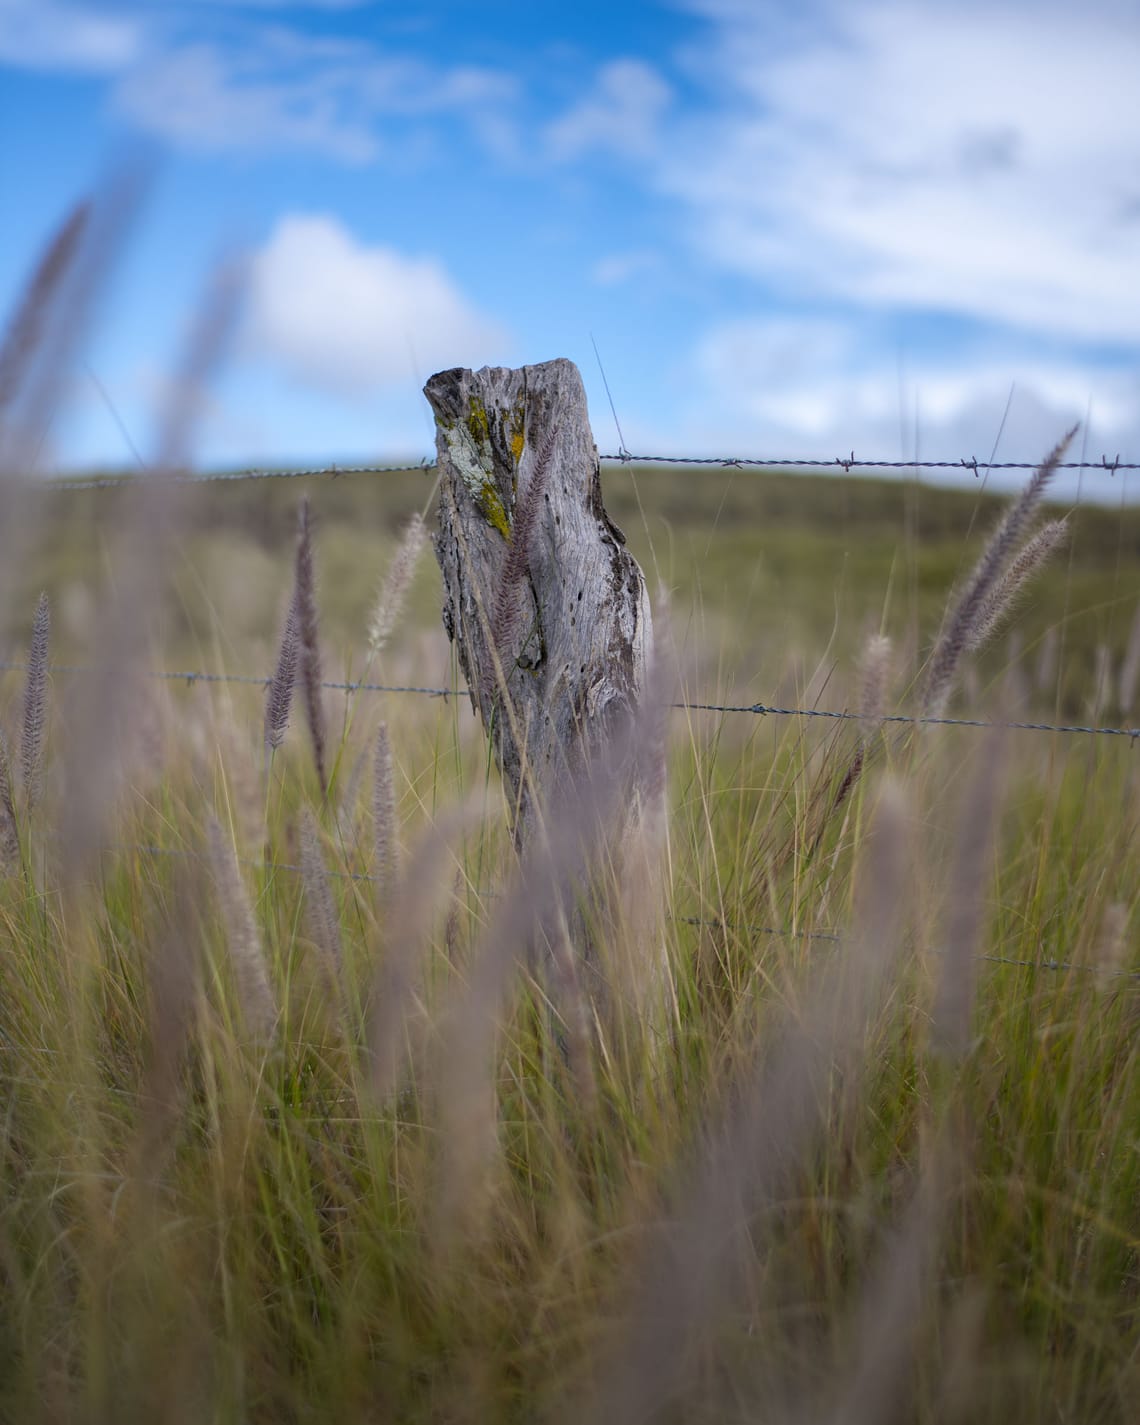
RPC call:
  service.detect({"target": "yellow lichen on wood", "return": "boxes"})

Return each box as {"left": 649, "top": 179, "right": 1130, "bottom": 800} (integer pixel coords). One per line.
{"left": 465, "top": 396, "right": 491, "bottom": 447}
{"left": 507, "top": 398, "right": 526, "bottom": 467}
{"left": 439, "top": 410, "right": 512, "bottom": 540}
{"left": 479, "top": 482, "right": 511, "bottom": 540}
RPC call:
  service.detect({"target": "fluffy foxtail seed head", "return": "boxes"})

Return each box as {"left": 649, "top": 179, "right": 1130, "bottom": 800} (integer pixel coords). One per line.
{"left": 490, "top": 426, "right": 558, "bottom": 667}
{"left": 857, "top": 633, "right": 892, "bottom": 740}
{"left": 20, "top": 592, "right": 50, "bottom": 808}
{"left": 922, "top": 428, "right": 1076, "bottom": 718}
{"left": 0, "top": 201, "right": 90, "bottom": 418}
{"left": 264, "top": 596, "right": 299, "bottom": 753}
{"left": 0, "top": 731, "right": 19, "bottom": 869}
{"left": 1094, "top": 902, "right": 1128, "bottom": 991}
{"left": 207, "top": 816, "right": 276, "bottom": 1041}
{"left": 300, "top": 806, "right": 342, "bottom": 981}
{"left": 964, "top": 519, "right": 1069, "bottom": 654}
{"left": 294, "top": 498, "right": 328, "bottom": 793}
{"left": 1119, "top": 603, "right": 1140, "bottom": 717}
{"left": 368, "top": 512, "right": 426, "bottom": 657}
{"left": 372, "top": 722, "right": 397, "bottom": 900}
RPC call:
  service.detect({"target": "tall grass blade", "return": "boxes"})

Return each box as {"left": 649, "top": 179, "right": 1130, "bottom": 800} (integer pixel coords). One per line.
{"left": 931, "top": 727, "right": 1007, "bottom": 1058}
{"left": 586, "top": 779, "right": 912, "bottom": 1424}
{"left": 823, "top": 1134, "right": 954, "bottom": 1425}
{"left": 1119, "top": 603, "right": 1140, "bottom": 716}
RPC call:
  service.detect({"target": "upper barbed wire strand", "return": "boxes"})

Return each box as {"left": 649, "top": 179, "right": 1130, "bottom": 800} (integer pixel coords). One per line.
{"left": 34, "top": 450, "right": 1140, "bottom": 491}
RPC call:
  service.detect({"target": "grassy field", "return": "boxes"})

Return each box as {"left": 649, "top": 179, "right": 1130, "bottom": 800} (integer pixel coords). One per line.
{"left": 0, "top": 456, "right": 1138, "bottom": 1423}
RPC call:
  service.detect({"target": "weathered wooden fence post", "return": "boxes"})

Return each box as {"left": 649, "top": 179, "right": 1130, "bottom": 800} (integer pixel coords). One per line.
{"left": 426, "top": 358, "right": 653, "bottom": 851}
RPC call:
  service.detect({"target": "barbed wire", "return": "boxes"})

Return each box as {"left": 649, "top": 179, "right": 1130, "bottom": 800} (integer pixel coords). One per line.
{"left": 683, "top": 699, "right": 1140, "bottom": 741}
{"left": 0, "top": 661, "right": 456, "bottom": 698}
{"left": 603, "top": 451, "right": 1140, "bottom": 475}
{"left": 0, "top": 660, "right": 1135, "bottom": 741}
{"left": 41, "top": 449, "right": 1140, "bottom": 492}
{"left": 47, "top": 460, "right": 436, "bottom": 493}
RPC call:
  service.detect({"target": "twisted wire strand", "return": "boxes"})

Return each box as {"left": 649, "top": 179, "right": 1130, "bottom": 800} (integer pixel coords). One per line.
{"left": 40, "top": 449, "right": 1140, "bottom": 492}
{"left": 0, "top": 662, "right": 1135, "bottom": 740}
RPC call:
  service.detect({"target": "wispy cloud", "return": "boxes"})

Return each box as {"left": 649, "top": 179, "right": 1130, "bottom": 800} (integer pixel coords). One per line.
{"left": 111, "top": 24, "right": 515, "bottom": 162}
{"left": 244, "top": 213, "right": 508, "bottom": 396}
{"left": 545, "top": 58, "right": 671, "bottom": 161}
{"left": 0, "top": 0, "right": 141, "bottom": 73}
{"left": 0, "top": 0, "right": 516, "bottom": 165}
{"left": 663, "top": 312, "right": 1140, "bottom": 481}
{"left": 665, "top": 0, "right": 1140, "bottom": 345}
{"left": 114, "top": 40, "right": 377, "bottom": 161}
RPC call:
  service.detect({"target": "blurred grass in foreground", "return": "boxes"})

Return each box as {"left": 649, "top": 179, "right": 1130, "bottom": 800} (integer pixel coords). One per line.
{"left": 0, "top": 461, "right": 1136, "bottom": 1424}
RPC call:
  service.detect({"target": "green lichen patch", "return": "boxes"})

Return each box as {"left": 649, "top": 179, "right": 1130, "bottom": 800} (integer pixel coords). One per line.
{"left": 465, "top": 396, "right": 491, "bottom": 448}
{"left": 440, "top": 410, "right": 511, "bottom": 540}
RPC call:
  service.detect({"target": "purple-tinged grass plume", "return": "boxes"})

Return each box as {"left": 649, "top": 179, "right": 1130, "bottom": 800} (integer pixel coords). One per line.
{"left": 207, "top": 816, "right": 276, "bottom": 1041}
{"left": 922, "top": 428, "right": 1076, "bottom": 718}
{"left": 293, "top": 499, "right": 328, "bottom": 793}
{"left": 20, "top": 592, "right": 50, "bottom": 809}
{"left": 490, "top": 426, "right": 558, "bottom": 672}
{"left": 300, "top": 806, "right": 341, "bottom": 984}
{"left": 584, "top": 779, "right": 913, "bottom": 1425}
{"left": 0, "top": 202, "right": 90, "bottom": 419}
{"left": 264, "top": 595, "right": 299, "bottom": 754}
{"left": 0, "top": 731, "right": 19, "bottom": 869}
{"left": 372, "top": 722, "right": 397, "bottom": 901}
{"left": 964, "top": 519, "right": 1069, "bottom": 654}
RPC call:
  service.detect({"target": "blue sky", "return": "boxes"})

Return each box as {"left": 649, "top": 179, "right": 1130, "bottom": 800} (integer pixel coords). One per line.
{"left": 2, "top": 0, "right": 1139, "bottom": 490}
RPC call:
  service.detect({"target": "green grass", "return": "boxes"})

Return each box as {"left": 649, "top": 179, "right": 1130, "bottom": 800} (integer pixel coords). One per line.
{"left": 0, "top": 464, "right": 1137, "bottom": 1422}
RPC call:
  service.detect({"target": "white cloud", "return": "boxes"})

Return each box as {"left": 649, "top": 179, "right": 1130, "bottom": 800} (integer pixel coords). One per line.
{"left": 113, "top": 40, "right": 380, "bottom": 162}
{"left": 546, "top": 59, "right": 671, "bottom": 161}
{"left": 670, "top": 314, "right": 1140, "bottom": 492}
{"left": 0, "top": 0, "right": 518, "bottom": 164}
{"left": 591, "top": 250, "right": 663, "bottom": 286}
{"left": 0, "top": 0, "right": 140, "bottom": 73}
{"left": 244, "top": 214, "right": 508, "bottom": 397}
{"left": 666, "top": 1, "right": 1140, "bottom": 345}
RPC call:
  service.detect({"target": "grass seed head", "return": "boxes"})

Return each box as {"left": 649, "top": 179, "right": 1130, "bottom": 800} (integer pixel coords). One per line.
{"left": 20, "top": 591, "right": 50, "bottom": 809}
{"left": 367, "top": 511, "right": 426, "bottom": 657}
{"left": 264, "top": 595, "right": 299, "bottom": 753}
{"left": 922, "top": 428, "right": 1076, "bottom": 717}
{"left": 294, "top": 498, "right": 328, "bottom": 792}
{"left": 207, "top": 816, "right": 276, "bottom": 1041}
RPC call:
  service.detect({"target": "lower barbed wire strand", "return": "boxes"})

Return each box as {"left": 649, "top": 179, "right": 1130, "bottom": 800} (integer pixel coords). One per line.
{"left": 0, "top": 661, "right": 1135, "bottom": 740}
